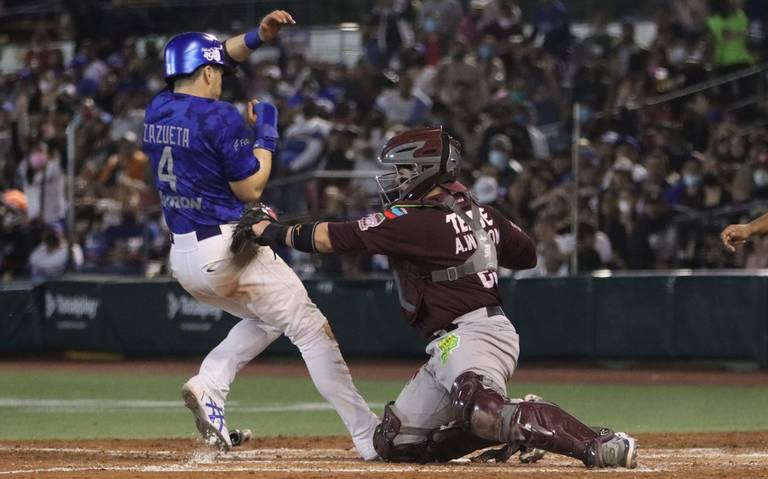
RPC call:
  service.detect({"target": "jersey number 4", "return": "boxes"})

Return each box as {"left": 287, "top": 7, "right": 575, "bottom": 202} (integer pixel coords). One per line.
{"left": 158, "top": 146, "right": 178, "bottom": 192}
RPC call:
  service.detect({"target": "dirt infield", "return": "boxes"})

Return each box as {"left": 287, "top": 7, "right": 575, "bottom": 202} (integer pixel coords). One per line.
{"left": 2, "top": 432, "right": 768, "bottom": 479}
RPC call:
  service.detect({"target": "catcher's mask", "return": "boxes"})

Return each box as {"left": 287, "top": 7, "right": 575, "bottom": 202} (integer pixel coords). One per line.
{"left": 375, "top": 126, "right": 462, "bottom": 208}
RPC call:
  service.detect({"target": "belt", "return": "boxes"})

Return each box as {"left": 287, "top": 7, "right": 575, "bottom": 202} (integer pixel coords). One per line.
{"left": 438, "top": 305, "right": 507, "bottom": 336}
{"left": 170, "top": 224, "right": 223, "bottom": 244}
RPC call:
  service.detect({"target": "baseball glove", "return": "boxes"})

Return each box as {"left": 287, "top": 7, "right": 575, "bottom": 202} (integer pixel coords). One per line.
{"left": 229, "top": 203, "right": 279, "bottom": 267}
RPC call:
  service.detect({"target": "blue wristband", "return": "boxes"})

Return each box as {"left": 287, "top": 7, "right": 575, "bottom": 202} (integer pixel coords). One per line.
{"left": 253, "top": 102, "right": 279, "bottom": 152}
{"left": 244, "top": 30, "right": 262, "bottom": 50}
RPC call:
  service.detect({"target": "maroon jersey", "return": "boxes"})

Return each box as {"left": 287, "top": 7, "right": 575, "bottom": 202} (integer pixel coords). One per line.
{"left": 328, "top": 191, "right": 536, "bottom": 337}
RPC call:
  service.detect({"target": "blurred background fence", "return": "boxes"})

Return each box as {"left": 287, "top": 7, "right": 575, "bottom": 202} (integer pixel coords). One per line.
{"left": 2, "top": 272, "right": 767, "bottom": 365}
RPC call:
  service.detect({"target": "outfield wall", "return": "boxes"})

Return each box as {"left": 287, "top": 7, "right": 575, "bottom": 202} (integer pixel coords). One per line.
{"left": 1, "top": 273, "right": 767, "bottom": 365}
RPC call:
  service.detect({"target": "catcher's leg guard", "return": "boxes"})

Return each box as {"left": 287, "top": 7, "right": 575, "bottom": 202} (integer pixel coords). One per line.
{"left": 426, "top": 426, "right": 501, "bottom": 462}
{"left": 373, "top": 403, "right": 433, "bottom": 463}
{"left": 450, "top": 371, "right": 608, "bottom": 467}
{"left": 373, "top": 403, "right": 500, "bottom": 463}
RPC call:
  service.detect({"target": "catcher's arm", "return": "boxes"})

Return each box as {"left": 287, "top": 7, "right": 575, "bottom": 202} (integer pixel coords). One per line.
{"left": 721, "top": 212, "right": 768, "bottom": 253}
{"left": 252, "top": 220, "right": 334, "bottom": 253}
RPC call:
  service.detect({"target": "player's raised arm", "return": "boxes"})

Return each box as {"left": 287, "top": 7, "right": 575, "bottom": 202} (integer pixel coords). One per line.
{"left": 721, "top": 212, "right": 768, "bottom": 252}
{"left": 223, "top": 10, "right": 295, "bottom": 62}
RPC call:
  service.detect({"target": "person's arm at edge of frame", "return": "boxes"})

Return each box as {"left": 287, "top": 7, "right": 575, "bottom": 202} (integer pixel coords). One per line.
{"left": 721, "top": 212, "right": 768, "bottom": 253}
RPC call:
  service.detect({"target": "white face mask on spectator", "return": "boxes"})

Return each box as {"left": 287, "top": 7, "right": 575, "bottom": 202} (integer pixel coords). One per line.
{"left": 29, "top": 151, "right": 48, "bottom": 170}
{"left": 683, "top": 173, "right": 701, "bottom": 188}
{"left": 754, "top": 169, "right": 768, "bottom": 188}
{"left": 489, "top": 150, "right": 508, "bottom": 170}
{"left": 618, "top": 199, "right": 632, "bottom": 215}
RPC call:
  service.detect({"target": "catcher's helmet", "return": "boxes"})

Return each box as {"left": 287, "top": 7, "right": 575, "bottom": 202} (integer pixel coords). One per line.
{"left": 163, "top": 32, "right": 228, "bottom": 81}
{"left": 376, "top": 126, "right": 462, "bottom": 207}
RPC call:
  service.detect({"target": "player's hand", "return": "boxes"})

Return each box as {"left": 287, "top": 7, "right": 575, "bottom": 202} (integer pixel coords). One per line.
{"left": 259, "top": 10, "right": 295, "bottom": 43}
{"left": 721, "top": 223, "right": 753, "bottom": 252}
{"left": 251, "top": 220, "right": 273, "bottom": 238}
{"left": 245, "top": 100, "right": 258, "bottom": 128}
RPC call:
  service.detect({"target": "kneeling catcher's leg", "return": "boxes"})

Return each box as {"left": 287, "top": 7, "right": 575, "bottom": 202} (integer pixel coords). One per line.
{"left": 450, "top": 371, "right": 611, "bottom": 467}
{"left": 373, "top": 403, "right": 501, "bottom": 463}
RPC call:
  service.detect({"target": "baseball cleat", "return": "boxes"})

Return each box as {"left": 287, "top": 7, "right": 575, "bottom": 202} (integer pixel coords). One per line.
{"left": 181, "top": 376, "right": 232, "bottom": 452}
{"left": 229, "top": 428, "right": 252, "bottom": 447}
{"left": 594, "top": 432, "right": 637, "bottom": 468}
{"left": 518, "top": 446, "right": 546, "bottom": 463}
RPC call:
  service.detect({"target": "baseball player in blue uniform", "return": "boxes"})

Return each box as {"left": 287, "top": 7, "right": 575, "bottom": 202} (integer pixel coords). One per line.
{"left": 142, "top": 11, "right": 379, "bottom": 458}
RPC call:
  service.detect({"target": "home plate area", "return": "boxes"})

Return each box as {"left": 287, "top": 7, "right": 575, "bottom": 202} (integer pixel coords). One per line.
{"left": 2, "top": 433, "right": 768, "bottom": 479}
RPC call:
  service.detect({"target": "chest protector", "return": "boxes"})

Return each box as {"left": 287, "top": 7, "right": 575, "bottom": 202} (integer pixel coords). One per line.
{"left": 430, "top": 193, "right": 498, "bottom": 282}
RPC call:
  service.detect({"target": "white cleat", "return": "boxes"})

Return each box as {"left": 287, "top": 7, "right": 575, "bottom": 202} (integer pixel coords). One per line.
{"left": 181, "top": 376, "right": 232, "bottom": 452}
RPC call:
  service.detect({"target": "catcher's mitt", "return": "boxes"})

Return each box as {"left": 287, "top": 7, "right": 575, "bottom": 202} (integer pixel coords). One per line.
{"left": 230, "top": 203, "right": 279, "bottom": 267}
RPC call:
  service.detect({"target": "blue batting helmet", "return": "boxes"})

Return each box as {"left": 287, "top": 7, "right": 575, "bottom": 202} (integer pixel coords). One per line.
{"left": 163, "top": 32, "right": 228, "bottom": 80}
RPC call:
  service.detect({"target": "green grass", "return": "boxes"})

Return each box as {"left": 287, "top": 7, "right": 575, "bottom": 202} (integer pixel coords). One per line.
{"left": 1, "top": 371, "right": 767, "bottom": 440}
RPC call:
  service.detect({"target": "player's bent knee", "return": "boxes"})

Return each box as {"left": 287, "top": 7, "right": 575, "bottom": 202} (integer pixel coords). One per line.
{"left": 450, "top": 371, "right": 508, "bottom": 442}
{"left": 373, "top": 403, "right": 431, "bottom": 463}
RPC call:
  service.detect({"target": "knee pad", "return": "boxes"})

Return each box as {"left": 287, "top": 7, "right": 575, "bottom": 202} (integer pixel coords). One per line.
{"left": 449, "top": 371, "right": 508, "bottom": 442}
{"left": 373, "top": 403, "right": 432, "bottom": 463}
{"left": 373, "top": 402, "right": 500, "bottom": 463}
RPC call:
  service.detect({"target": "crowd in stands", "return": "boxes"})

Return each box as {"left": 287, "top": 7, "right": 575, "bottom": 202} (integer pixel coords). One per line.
{"left": 2, "top": 0, "right": 768, "bottom": 280}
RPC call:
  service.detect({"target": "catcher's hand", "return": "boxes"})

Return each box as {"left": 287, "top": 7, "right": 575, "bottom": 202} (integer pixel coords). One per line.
{"left": 230, "top": 203, "right": 279, "bottom": 266}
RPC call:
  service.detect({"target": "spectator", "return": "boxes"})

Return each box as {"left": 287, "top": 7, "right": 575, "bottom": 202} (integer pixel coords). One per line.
{"left": 370, "top": 0, "right": 416, "bottom": 68}
{"left": 530, "top": 0, "right": 572, "bottom": 59}
{"left": 482, "top": 1, "right": 524, "bottom": 43}
{"left": 29, "top": 224, "right": 82, "bottom": 279}
{"left": 281, "top": 101, "right": 332, "bottom": 174}
{"left": 628, "top": 192, "right": 676, "bottom": 269}
{"left": 474, "top": 36, "right": 507, "bottom": 95}
{"left": 374, "top": 73, "right": 430, "bottom": 126}
{"left": 515, "top": 239, "right": 568, "bottom": 278}
{"left": 16, "top": 141, "right": 66, "bottom": 224}
{"left": 435, "top": 41, "right": 487, "bottom": 114}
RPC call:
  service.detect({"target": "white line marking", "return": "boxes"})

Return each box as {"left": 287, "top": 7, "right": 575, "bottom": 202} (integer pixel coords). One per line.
{"left": 0, "top": 398, "right": 385, "bottom": 414}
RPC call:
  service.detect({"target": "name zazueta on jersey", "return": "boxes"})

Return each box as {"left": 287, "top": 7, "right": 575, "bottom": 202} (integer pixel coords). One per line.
{"left": 142, "top": 89, "right": 258, "bottom": 234}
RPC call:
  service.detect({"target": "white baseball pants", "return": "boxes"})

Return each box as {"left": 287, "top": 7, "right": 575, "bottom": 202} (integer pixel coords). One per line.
{"left": 169, "top": 224, "right": 378, "bottom": 458}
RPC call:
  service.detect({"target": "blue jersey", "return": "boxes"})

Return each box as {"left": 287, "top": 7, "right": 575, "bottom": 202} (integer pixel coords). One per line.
{"left": 142, "top": 90, "right": 259, "bottom": 234}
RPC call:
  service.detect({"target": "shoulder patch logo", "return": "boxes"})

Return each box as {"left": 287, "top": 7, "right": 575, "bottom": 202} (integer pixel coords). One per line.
{"left": 383, "top": 207, "right": 408, "bottom": 219}
{"left": 358, "top": 212, "right": 386, "bottom": 231}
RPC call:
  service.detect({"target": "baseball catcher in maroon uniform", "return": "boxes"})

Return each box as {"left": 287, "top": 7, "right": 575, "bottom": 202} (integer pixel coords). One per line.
{"left": 243, "top": 126, "right": 638, "bottom": 468}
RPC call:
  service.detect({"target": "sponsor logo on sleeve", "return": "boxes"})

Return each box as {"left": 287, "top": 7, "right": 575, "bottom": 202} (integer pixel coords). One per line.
{"left": 358, "top": 213, "right": 386, "bottom": 231}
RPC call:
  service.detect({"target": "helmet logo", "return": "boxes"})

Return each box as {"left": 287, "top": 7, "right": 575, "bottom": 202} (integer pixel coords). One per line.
{"left": 201, "top": 47, "right": 222, "bottom": 62}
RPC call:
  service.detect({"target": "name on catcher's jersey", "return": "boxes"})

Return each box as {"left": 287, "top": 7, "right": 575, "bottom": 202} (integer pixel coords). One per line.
{"left": 142, "top": 90, "right": 259, "bottom": 234}
{"left": 327, "top": 195, "right": 536, "bottom": 336}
